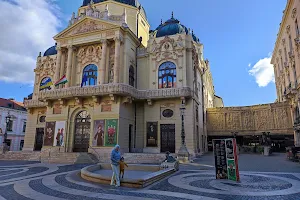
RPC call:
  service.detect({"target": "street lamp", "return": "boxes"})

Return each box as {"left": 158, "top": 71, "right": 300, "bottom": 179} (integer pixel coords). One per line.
{"left": 177, "top": 99, "right": 189, "bottom": 162}
{"left": 4, "top": 112, "right": 11, "bottom": 145}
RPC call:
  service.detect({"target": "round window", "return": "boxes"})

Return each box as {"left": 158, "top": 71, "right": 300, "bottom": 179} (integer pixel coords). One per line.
{"left": 162, "top": 109, "right": 174, "bottom": 118}
{"left": 39, "top": 116, "right": 46, "bottom": 123}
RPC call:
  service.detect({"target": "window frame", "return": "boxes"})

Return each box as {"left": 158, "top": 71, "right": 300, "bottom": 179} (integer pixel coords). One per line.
{"left": 129, "top": 65, "right": 135, "bottom": 87}
{"left": 158, "top": 61, "right": 177, "bottom": 89}
{"left": 82, "top": 64, "right": 98, "bottom": 86}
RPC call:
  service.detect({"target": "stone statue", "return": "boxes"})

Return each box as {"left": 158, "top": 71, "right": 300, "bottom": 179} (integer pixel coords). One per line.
{"left": 164, "top": 151, "right": 177, "bottom": 163}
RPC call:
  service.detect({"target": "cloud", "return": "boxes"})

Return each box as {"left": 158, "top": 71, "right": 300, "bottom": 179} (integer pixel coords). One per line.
{"left": 248, "top": 63, "right": 251, "bottom": 67}
{"left": 248, "top": 55, "right": 274, "bottom": 87}
{"left": 0, "top": 0, "right": 61, "bottom": 84}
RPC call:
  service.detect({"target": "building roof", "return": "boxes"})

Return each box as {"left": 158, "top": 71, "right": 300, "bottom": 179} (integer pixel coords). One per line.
{"left": 0, "top": 98, "right": 26, "bottom": 111}
{"left": 43, "top": 45, "right": 57, "bottom": 57}
{"left": 155, "top": 14, "right": 200, "bottom": 43}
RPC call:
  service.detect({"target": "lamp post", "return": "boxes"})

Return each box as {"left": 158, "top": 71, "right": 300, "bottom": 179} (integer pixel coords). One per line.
{"left": 1, "top": 112, "right": 11, "bottom": 153}
{"left": 177, "top": 99, "right": 189, "bottom": 163}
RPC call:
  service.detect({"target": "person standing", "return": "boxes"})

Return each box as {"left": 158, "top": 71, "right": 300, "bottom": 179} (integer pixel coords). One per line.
{"left": 110, "top": 144, "right": 121, "bottom": 187}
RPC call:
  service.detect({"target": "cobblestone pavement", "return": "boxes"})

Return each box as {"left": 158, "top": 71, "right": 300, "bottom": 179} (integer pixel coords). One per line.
{"left": 0, "top": 154, "right": 299, "bottom": 200}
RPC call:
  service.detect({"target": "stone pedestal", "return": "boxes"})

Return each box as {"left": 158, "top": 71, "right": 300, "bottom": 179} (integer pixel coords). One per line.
{"left": 263, "top": 146, "right": 271, "bottom": 156}
{"left": 177, "top": 145, "right": 190, "bottom": 163}
{"left": 161, "top": 161, "right": 179, "bottom": 171}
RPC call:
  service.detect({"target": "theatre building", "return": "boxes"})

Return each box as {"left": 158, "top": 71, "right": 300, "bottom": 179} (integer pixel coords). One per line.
{"left": 23, "top": 0, "right": 220, "bottom": 161}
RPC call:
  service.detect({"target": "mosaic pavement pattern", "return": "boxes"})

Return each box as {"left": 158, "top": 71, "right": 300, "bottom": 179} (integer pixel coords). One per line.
{"left": 0, "top": 162, "right": 300, "bottom": 200}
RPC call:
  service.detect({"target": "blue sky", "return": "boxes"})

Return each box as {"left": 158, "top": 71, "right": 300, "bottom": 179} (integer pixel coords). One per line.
{"left": 0, "top": 0, "right": 286, "bottom": 106}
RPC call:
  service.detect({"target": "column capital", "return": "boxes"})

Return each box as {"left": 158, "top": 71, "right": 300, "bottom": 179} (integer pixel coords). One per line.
{"left": 113, "top": 36, "right": 123, "bottom": 44}
{"left": 56, "top": 46, "right": 62, "bottom": 52}
{"left": 100, "top": 39, "right": 108, "bottom": 45}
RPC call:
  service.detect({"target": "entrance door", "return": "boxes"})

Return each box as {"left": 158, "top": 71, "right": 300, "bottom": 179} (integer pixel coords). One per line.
{"left": 160, "top": 124, "right": 175, "bottom": 153}
{"left": 34, "top": 128, "right": 44, "bottom": 151}
{"left": 73, "top": 111, "right": 91, "bottom": 152}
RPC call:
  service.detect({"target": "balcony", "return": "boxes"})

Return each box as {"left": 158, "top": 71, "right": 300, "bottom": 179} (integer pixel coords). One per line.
{"left": 24, "top": 84, "right": 192, "bottom": 106}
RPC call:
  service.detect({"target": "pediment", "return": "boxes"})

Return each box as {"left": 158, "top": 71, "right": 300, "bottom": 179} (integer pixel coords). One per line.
{"left": 54, "top": 17, "right": 120, "bottom": 39}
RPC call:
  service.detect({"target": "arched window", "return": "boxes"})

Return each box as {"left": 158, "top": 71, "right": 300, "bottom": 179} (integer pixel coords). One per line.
{"left": 158, "top": 61, "right": 176, "bottom": 89}
{"left": 40, "top": 77, "right": 53, "bottom": 91}
{"left": 129, "top": 65, "right": 135, "bottom": 87}
{"left": 82, "top": 64, "right": 97, "bottom": 86}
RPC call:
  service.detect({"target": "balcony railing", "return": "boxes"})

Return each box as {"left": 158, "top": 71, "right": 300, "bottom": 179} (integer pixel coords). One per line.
{"left": 24, "top": 100, "right": 47, "bottom": 108}
{"left": 23, "top": 84, "right": 192, "bottom": 108}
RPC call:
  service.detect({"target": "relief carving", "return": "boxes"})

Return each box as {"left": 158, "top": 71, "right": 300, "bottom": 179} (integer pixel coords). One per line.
{"left": 225, "top": 113, "right": 241, "bottom": 130}
{"left": 241, "top": 111, "right": 254, "bottom": 130}
{"left": 77, "top": 44, "right": 102, "bottom": 66}
{"left": 35, "top": 56, "right": 56, "bottom": 78}
{"left": 208, "top": 113, "right": 225, "bottom": 131}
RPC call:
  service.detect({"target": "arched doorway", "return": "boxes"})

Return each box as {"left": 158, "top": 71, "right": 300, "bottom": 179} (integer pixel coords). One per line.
{"left": 73, "top": 110, "right": 91, "bottom": 152}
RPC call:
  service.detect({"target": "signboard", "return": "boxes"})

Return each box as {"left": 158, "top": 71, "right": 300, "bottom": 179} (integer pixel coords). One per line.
{"left": 146, "top": 122, "right": 158, "bottom": 147}
{"left": 213, "top": 138, "right": 240, "bottom": 182}
{"left": 44, "top": 122, "right": 55, "bottom": 146}
{"left": 93, "top": 120, "right": 105, "bottom": 147}
{"left": 53, "top": 121, "right": 66, "bottom": 147}
{"left": 105, "top": 119, "right": 118, "bottom": 146}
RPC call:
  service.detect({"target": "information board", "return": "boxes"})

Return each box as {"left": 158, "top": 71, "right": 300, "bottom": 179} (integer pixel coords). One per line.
{"left": 213, "top": 138, "right": 240, "bottom": 182}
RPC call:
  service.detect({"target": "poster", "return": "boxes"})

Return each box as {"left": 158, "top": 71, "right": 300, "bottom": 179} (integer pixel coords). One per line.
{"left": 44, "top": 122, "right": 55, "bottom": 146}
{"left": 53, "top": 121, "right": 66, "bottom": 147}
{"left": 213, "top": 139, "right": 228, "bottom": 179}
{"left": 213, "top": 138, "right": 240, "bottom": 182}
{"left": 93, "top": 120, "right": 105, "bottom": 147}
{"left": 105, "top": 119, "right": 118, "bottom": 146}
{"left": 146, "top": 122, "right": 158, "bottom": 147}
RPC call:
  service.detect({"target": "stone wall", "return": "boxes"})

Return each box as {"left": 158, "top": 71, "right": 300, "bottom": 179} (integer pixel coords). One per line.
{"left": 207, "top": 102, "right": 294, "bottom": 136}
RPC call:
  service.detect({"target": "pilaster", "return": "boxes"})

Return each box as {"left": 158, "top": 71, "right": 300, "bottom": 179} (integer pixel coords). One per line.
{"left": 114, "top": 37, "right": 121, "bottom": 83}
{"left": 99, "top": 39, "right": 107, "bottom": 84}
{"left": 66, "top": 45, "right": 73, "bottom": 87}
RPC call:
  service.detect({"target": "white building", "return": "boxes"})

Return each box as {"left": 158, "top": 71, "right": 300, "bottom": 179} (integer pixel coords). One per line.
{"left": 0, "top": 98, "right": 27, "bottom": 151}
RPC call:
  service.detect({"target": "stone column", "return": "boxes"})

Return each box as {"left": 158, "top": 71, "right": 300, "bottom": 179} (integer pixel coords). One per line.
{"left": 54, "top": 46, "right": 62, "bottom": 84}
{"left": 99, "top": 39, "right": 107, "bottom": 84}
{"left": 114, "top": 37, "right": 121, "bottom": 83}
{"left": 66, "top": 45, "right": 73, "bottom": 87}
{"left": 59, "top": 50, "right": 66, "bottom": 88}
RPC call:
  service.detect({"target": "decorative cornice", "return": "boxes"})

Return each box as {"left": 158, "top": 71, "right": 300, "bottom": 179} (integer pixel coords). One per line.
{"left": 24, "top": 100, "right": 47, "bottom": 108}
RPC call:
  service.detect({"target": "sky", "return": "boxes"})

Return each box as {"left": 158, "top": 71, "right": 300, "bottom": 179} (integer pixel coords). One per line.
{"left": 0, "top": 0, "right": 286, "bottom": 106}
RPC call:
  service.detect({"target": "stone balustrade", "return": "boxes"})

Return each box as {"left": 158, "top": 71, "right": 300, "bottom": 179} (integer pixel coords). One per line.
{"left": 23, "top": 84, "right": 192, "bottom": 107}
{"left": 24, "top": 100, "right": 47, "bottom": 108}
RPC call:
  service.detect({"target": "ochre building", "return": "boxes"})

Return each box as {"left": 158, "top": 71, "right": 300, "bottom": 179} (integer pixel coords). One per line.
{"left": 271, "top": 0, "right": 300, "bottom": 147}
{"left": 23, "top": 0, "right": 220, "bottom": 159}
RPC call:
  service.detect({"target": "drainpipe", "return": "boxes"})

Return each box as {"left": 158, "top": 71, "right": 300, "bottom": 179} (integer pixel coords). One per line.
{"left": 134, "top": 6, "right": 142, "bottom": 150}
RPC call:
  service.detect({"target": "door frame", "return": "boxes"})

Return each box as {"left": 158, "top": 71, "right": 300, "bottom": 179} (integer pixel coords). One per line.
{"left": 160, "top": 124, "right": 176, "bottom": 153}
{"left": 34, "top": 128, "right": 44, "bottom": 151}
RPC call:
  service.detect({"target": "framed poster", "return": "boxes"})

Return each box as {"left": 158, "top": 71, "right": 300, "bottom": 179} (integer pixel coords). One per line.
{"left": 213, "top": 139, "right": 228, "bottom": 180}
{"left": 105, "top": 119, "right": 118, "bottom": 146}
{"left": 146, "top": 122, "right": 158, "bottom": 147}
{"left": 53, "top": 121, "right": 66, "bottom": 147}
{"left": 44, "top": 122, "right": 55, "bottom": 146}
{"left": 93, "top": 120, "right": 105, "bottom": 147}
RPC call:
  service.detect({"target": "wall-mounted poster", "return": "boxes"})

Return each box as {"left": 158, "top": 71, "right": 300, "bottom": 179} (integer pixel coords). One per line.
{"left": 213, "top": 139, "right": 228, "bottom": 180}
{"left": 93, "top": 120, "right": 105, "bottom": 147}
{"left": 146, "top": 122, "right": 158, "bottom": 147}
{"left": 44, "top": 122, "right": 55, "bottom": 146}
{"left": 53, "top": 121, "right": 66, "bottom": 147}
{"left": 105, "top": 119, "right": 118, "bottom": 146}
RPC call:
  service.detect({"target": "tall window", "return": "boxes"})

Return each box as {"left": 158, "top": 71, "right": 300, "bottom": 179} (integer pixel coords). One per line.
{"left": 7, "top": 120, "right": 13, "bottom": 131}
{"left": 23, "top": 122, "right": 26, "bottom": 132}
{"left": 40, "top": 77, "right": 52, "bottom": 91}
{"left": 82, "top": 64, "right": 97, "bottom": 86}
{"left": 129, "top": 65, "right": 135, "bottom": 87}
{"left": 158, "top": 61, "right": 177, "bottom": 89}
{"left": 296, "top": 19, "right": 300, "bottom": 36}
{"left": 289, "top": 35, "right": 293, "bottom": 52}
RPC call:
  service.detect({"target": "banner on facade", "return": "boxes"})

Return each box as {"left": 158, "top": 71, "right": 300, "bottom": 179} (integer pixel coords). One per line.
{"left": 146, "top": 122, "right": 158, "bottom": 147}
{"left": 93, "top": 120, "right": 105, "bottom": 147}
{"left": 53, "top": 121, "right": 66, "bottom": 147}
{"left": 213, "top": 138, "right": 240, "bottom": 182}
{"left": 105, "top": 119, "right": 118, "bottom": 146}
{"left": 44, "top": 122, "right": 55, "bottom": 146}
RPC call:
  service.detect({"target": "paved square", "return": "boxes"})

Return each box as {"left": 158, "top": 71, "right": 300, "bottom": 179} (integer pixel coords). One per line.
{"left": 0, "top": 153, "right": 299, "bottom": 200}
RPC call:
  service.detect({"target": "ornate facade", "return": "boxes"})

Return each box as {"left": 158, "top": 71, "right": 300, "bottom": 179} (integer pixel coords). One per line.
{"left": 23, "top": 0, "right": 220, "bottom": 158}
{"left": 271, "top": 0, "right": 300, "bottom": 147}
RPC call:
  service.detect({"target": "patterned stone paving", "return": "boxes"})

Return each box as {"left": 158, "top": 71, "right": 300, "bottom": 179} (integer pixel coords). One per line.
{"left": 0, "top": 161, "right": 299, "bottom": 200}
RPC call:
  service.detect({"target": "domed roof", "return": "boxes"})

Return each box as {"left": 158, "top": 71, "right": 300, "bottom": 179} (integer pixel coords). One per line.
{"left": 156, "top": 15, "right": 188, "bottom": 38}
{"left": 43, "top": 45, "right": 57, "bottom": 56}
{"left": 155, "top": 13, "right": 200, "bottom": 43}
